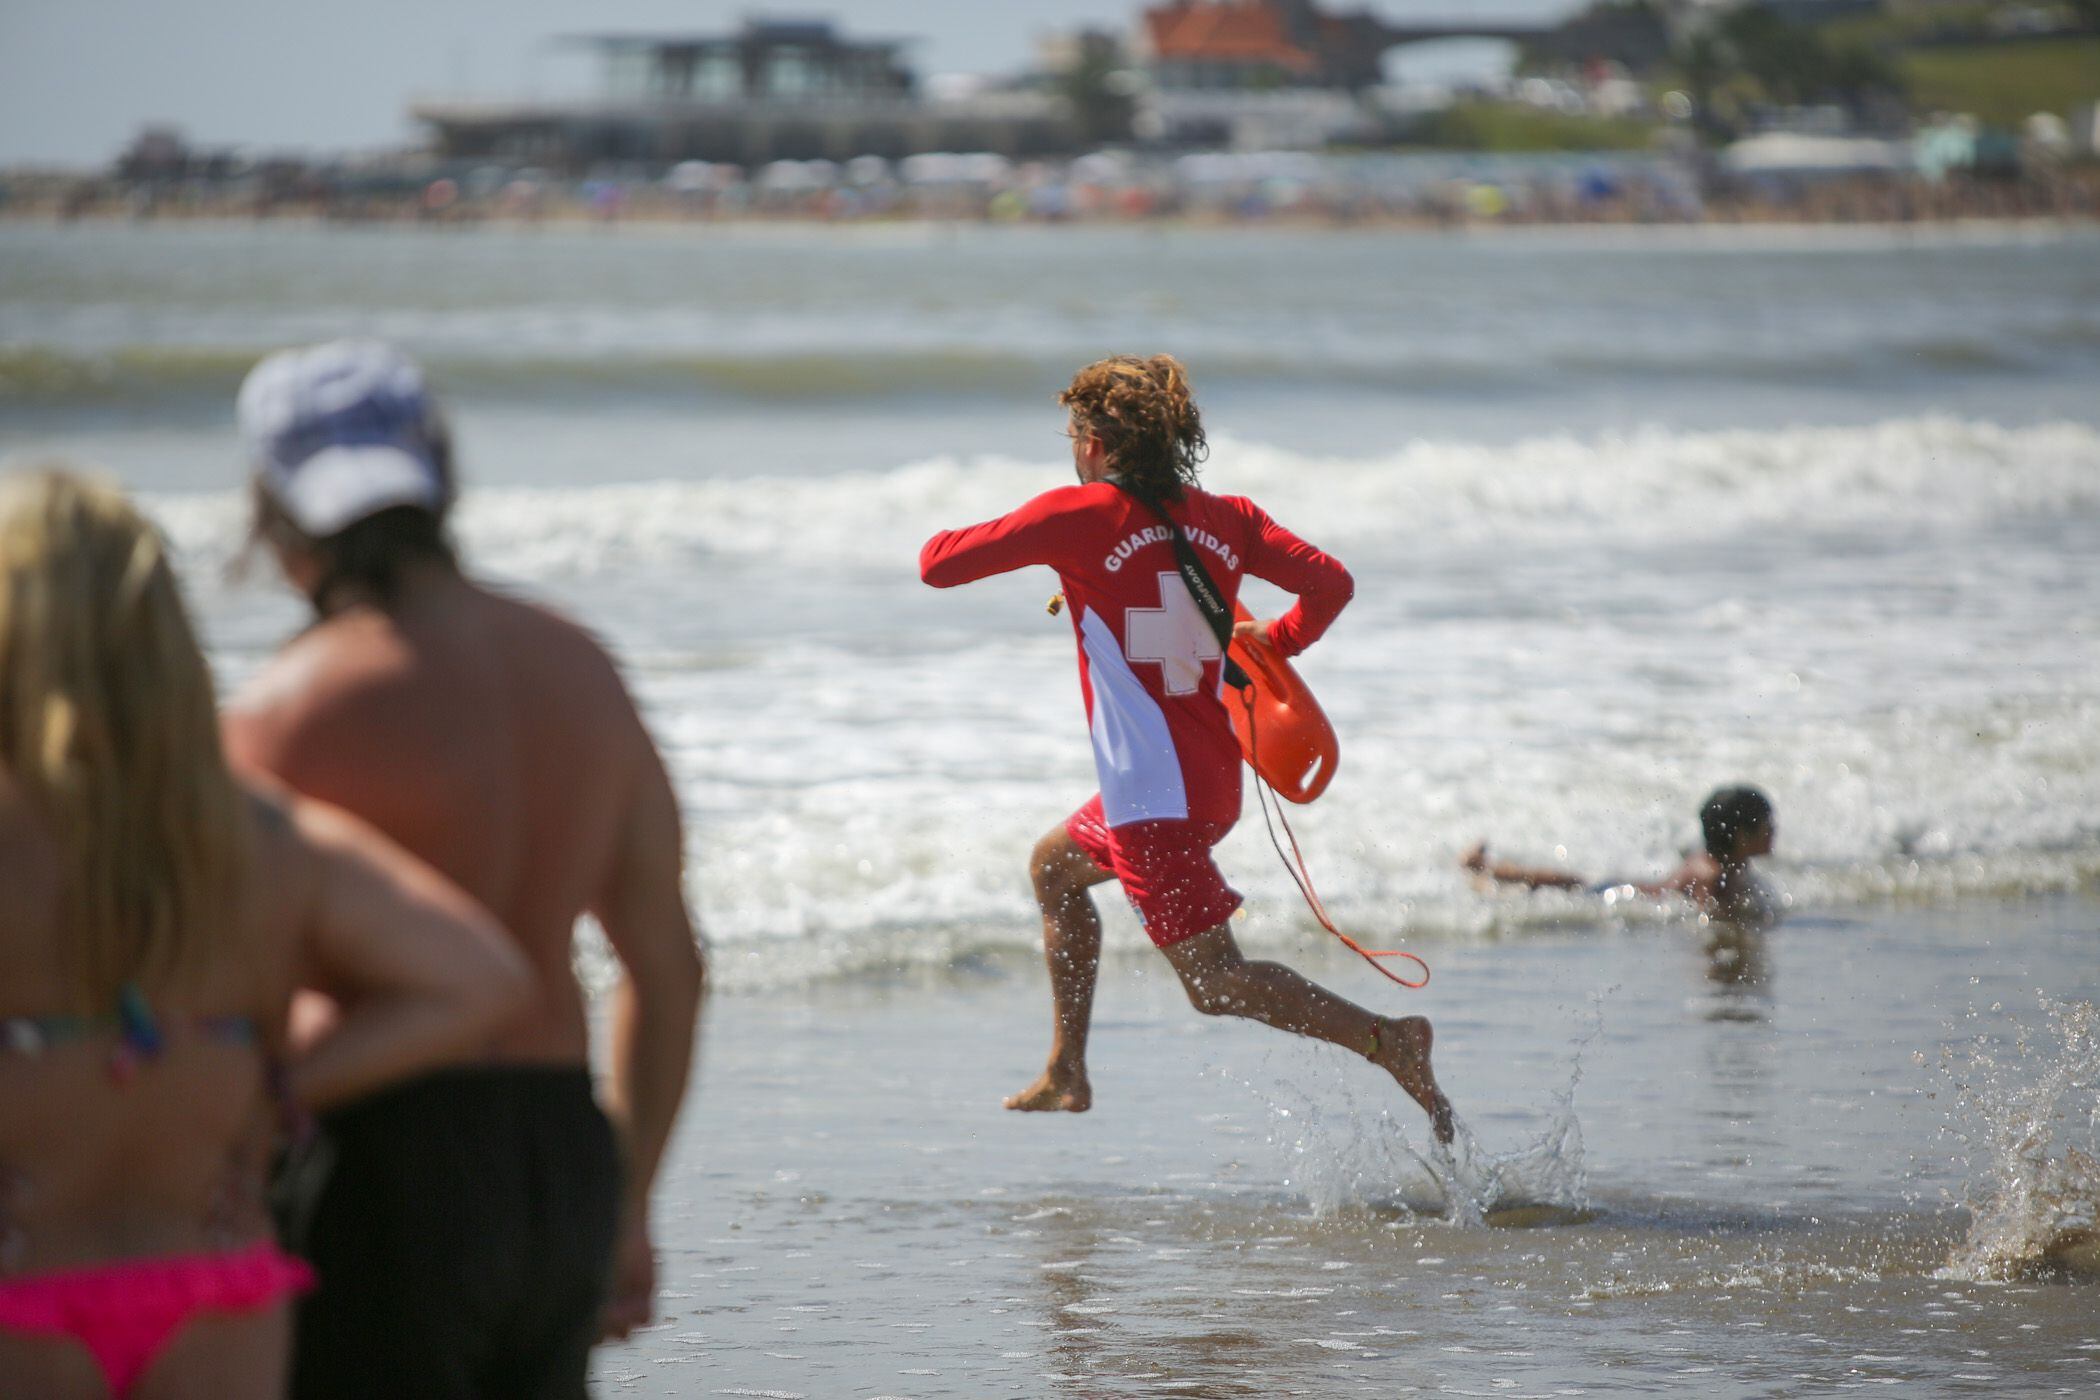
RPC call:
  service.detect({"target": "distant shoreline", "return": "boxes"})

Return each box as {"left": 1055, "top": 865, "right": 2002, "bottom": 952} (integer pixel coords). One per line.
{"left": 4, "top": 202, "right": 2096, "bottom": 238}
{"left": 3, "top": 216, "right": 2092, "bottom": 247}
{"left": 10, "top": 153, "right": 2095, "bottom": 235}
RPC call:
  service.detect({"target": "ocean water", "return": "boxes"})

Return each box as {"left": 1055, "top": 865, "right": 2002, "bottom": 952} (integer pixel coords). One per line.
{"left": 2, "top": 219, "right": 2096, "bottom": 1391}
{"left": 609, "top": 904, "right": 2098, "bottom": 1396}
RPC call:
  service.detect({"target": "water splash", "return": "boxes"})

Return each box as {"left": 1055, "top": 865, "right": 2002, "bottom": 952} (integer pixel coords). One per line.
{"left": 1427, "top": 1097, "right": 1590, "bottom": 1230}
{"left": 1938, "top": 996, "right": 2100, "bottom": 1281}
{"left": 1246, "top": 999, "right": 1599, "bottom": 1228}
{"left": 1426, "top": 1004, "right": 1598, "bottom": 1229}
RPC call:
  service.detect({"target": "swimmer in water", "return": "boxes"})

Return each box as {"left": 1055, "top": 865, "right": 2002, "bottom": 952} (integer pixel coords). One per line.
{"left": 919, "top": 354, "right": 1453, "bottom": 1143}
{"left": 1463, "top": 785, "right": 1777, "bottom": 924}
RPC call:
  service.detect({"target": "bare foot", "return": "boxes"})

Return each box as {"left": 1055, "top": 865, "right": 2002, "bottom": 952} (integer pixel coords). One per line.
{"left": 1460, "top": 841, "right": 1489, "bottom": 873}
{"left": 1004, "top": 1065, "right": 1091, "bottom": 1113}
{"left": 1376, "top": 1015, "right": 1454, "bottom": 1143}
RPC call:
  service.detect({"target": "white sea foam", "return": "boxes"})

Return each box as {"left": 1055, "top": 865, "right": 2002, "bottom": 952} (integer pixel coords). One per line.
{"left": 145, "top": 416, "right": 2100, "bottom": 991}
{"left": 148, "top": 416, "right": 2100, "bottom": 578}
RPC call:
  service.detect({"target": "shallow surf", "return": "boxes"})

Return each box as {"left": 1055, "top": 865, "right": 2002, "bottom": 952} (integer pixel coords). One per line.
{"left": 597, "top": 896, "right": 2099, "bottom": 1396}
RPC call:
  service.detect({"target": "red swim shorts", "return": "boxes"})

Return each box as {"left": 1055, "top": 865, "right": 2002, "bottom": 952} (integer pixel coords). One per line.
{"left": 1066, "top": 795, "right": 1243, "bottom": 948}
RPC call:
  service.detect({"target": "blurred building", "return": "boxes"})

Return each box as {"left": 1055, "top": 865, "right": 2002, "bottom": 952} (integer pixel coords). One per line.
{"left": 589, "top": 21, "right": 913, "bottom": 103}
{"left": 1138, "top": 1, "right": 1552, "bottom": 91}
{"left": 1545, "top": 5, "right": 1674, "bottom": 75}
{"left": 413, "top": 18, "right": 1076, "bottom": 170}
{"left": 115, "top": 126, "right": 196, "bottom": 182}
{"left": 1133, "top": 0, "right": 1554, "bottom": 148}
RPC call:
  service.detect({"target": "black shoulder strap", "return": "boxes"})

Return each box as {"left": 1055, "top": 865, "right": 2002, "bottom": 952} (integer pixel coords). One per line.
{"left": 1118, "top": 483, "right": 1251, "bottom": 692}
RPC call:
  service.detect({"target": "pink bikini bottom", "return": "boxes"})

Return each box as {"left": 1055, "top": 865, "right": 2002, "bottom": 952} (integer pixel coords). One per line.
{"left": 0, "top": 1240, "right": 313, "bottom": 1398}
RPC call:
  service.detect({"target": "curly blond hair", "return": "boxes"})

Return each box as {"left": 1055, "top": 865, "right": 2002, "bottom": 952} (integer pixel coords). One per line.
{"left": 1058, "top": 354, "right": 1208, "bottom": 504}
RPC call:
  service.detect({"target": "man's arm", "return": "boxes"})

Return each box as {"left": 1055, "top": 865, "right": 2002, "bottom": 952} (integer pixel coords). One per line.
{"left": 1235, "top": 501, "right": 1354, "bottom": 658}
{"left": 285, "top": 797, "right": 532, "bottom": 1110}
{"left": 919, "top": 486, "right": 1097, "bottom": 589}
{"left": 592, "top": 737, "right": 706, "bottom": 1339}
{"left": 222, "top": 668, "right": 304, "bottom": 786}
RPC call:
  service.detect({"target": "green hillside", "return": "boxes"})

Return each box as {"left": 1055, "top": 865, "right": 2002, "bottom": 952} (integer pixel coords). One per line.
{"left": 1900, "top": 37, "right": 2100, "bottom": 125}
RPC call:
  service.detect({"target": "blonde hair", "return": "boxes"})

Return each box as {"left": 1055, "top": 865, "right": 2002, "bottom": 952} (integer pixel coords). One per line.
{"left": 1059, "top": 354, "right": 1208, "bottom": 504}
{"left": 0, "top": 469, "right": 248, "bottom": 1010}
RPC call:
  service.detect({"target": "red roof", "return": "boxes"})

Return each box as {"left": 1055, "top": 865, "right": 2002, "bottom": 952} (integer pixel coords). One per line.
{"left": 1143, "top": 2, "right": 1317, "bottom": 74}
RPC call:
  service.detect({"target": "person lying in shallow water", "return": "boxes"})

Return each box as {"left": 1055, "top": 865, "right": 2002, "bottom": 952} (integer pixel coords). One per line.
{"left": 1462, "top": 785, "right": 1778, "bottom": 924}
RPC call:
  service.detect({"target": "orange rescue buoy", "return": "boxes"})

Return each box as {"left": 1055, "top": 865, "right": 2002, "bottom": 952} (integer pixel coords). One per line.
{"left": 1228, "top": 602, "right": 1338, "bottom": 804}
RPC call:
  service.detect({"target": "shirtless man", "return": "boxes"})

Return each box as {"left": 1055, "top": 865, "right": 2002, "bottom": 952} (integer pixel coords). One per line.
{"left": 1463, "top": 785, "right": 1777, "bottom": 922}
{"left": 222, "top": 342, "right": 705, "bottom": 1399}
{"left": 919, "top": 355, "right": 1452, "bottom": 1143}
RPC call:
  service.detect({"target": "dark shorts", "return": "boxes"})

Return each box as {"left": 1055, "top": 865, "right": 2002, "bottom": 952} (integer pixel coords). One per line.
{"left": 285, "top": 1066, "right": 620, "bottom": 1400}
{"left": 1066, "top": 794, "right": 1243, "bottom": 948}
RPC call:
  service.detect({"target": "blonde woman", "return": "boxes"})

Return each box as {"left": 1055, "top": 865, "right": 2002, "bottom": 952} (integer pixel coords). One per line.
{"left": 0, "top": 469, "right": 529, "bottom": 1400}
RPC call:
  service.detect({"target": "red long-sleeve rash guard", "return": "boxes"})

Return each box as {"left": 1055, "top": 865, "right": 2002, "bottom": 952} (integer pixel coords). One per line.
{"left": 919, "top": 482, "right": 1353, "bottom": 829}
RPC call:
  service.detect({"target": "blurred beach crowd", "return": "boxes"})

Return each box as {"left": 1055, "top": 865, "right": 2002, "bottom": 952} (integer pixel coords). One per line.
{"left": 8, "top": 144, "right": 2099, "bottom": 229}
{"left": 6, "top": 0, "right": 2098, "bottom": 230}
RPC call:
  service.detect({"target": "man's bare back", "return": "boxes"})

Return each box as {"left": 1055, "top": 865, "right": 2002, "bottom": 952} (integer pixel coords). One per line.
{"left": 227, "top": 567, "right": 659, "bottom": 1066}
{"left": 225, "top": 559, "right": 702, "bottom": 1347}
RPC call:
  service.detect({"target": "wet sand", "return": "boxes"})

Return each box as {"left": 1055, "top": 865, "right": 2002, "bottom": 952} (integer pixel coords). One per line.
{"left": 597, "top": 894, "right": 2100, "bottom": 1396}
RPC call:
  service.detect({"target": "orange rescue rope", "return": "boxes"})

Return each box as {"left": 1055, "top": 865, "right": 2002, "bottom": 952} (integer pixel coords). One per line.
{"left": 1049, "top": 590, "right": 1430, "bottom": 988}
{"left": 1234, "top": 663, "right": 1430, "bottom": 990}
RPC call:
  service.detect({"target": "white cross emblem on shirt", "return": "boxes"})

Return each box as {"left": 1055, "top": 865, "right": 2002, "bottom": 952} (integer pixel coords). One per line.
{"left": 1123, "top": 572, "right": 1220, "bottom": 697}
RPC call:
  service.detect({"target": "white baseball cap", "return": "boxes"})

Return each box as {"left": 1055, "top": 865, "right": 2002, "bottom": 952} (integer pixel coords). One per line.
{"left": 237, "top": 341, "right": 447, "bottom": 538}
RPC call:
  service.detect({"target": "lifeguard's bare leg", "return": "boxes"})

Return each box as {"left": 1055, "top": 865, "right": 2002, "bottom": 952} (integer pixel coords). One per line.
{"left": 1161, "top": 925, "right": 1455, "bottom": 1142}
{"left": 1006, "top": 826, "right": 1116, "bottom": 1112}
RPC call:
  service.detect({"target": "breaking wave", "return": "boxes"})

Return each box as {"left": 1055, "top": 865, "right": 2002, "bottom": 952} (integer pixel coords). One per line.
{"left": 128, "top": 415, "right": 2100, "bottom": 992}
{"left": 146, "top": 416, "right": 2100, "bottom": 578}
